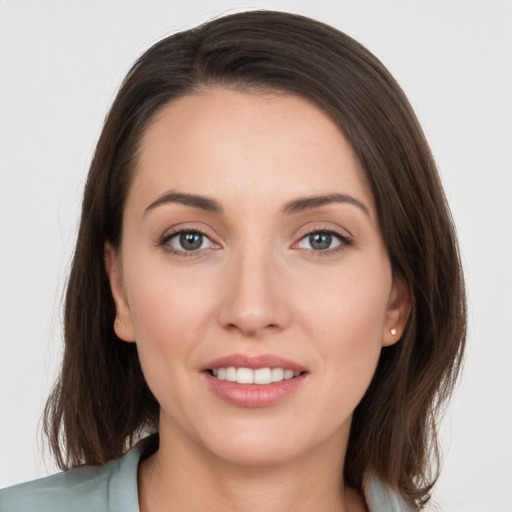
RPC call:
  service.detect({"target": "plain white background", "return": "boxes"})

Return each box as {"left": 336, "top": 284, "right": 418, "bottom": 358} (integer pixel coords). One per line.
{"left": 0, "top": 1, "right": 511, "bottom": 510}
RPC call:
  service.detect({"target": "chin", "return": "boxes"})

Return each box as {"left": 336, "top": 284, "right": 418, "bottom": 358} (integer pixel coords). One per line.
{"left": 207, "top": 435, "right": 304, "bottom": 467}
{"left": 193, "top": 415, "right": 347, "bottom": 468}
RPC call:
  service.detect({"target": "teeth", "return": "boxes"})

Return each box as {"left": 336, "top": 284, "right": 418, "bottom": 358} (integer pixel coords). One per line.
{"left": 254, "top": 368, "right": 272, "bottom": 384}
{"left": 237, "top": 367, "right": 253, "bottom": 384}
{"left": 225, "top": 366, "right": 237, "bottom": 382}
{"left": 271, "top": 368, "right": 284, "bottom": 382}
{"left": 284, "top": 369, "right": 295, "bottom": 380}
{"left": 211, "top": 367, "right": 301, "bottom": 384}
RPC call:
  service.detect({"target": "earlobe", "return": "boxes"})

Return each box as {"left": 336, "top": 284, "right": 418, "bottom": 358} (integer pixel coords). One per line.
{"left": 382, "top": 278, "right": 411, "bottom": 347}
{"left": 104, "top": 242, "right": 136, "bottom": 342}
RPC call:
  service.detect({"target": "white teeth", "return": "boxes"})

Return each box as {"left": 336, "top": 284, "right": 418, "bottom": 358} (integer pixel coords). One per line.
{"left": 225, "top": 366, "right": 237, "bottom": 382}
{"left": 271, "top": 368, "right": 284, "bottom": 382}
{"left": 211, "top": 366, "right": 302, "bottom": 384}
{"left": 236, "top": 367, "right": 254, "bottom": 384}
{"left": 253, "top": 368, "right": 272, "bottom": 384}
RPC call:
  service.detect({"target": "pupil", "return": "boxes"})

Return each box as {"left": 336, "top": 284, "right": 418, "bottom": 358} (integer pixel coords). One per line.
{"left": 310, "top": 233, "right": 331, "bottom": 250}
{"left": 180, "top": 232, "right": 202, "bottom": 250}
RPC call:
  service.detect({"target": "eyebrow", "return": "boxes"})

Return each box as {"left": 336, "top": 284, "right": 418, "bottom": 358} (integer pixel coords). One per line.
{"left": 145, "top": 191, "right": 223, "bottom": 214}
{"left": 281, "top": 193, "right": 370, "bottom": 217}
{"left": 144, "top": 190, "right": 369, "bottom": 217}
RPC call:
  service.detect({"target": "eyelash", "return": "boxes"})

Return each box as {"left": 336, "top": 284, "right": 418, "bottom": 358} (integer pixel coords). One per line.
{"left": 295, "top": 226, "right": 353, "bottom": 256}
{"left": 157, "top": 226, "right": 352, "bottom": 257}
{"left": 158, "top": 227, "right": 217, "bottom": 257}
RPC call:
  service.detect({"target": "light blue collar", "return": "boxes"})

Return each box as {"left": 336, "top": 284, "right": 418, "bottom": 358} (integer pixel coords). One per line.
{"left": 363, "top": 475, "right": 416, "bottom": 511}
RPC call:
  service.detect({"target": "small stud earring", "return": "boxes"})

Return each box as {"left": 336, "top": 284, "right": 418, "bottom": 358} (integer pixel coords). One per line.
{"left": 390, "top": 328, "right": 397, "bottom": 336}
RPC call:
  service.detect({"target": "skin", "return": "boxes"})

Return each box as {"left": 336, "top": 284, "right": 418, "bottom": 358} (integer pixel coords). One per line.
{"left": 105, "top": 89, "right": 410, "bottom": 512}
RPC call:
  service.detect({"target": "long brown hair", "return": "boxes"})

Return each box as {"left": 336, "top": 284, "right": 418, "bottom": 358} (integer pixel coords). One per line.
{"left": 44, "top": 10, "right": 466, "bottom": 507}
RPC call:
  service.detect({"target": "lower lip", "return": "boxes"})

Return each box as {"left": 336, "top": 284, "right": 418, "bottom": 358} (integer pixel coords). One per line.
{"left": 204, "top": 372, "right": 307, "bottom": 408}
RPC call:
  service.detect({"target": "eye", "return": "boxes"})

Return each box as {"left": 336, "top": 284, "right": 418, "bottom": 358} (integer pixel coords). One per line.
{"left": 296, "top": 229, "right": 350, "bottom": 252}
{"left": 165, "top": 230, "right": 216, "bottom": 252}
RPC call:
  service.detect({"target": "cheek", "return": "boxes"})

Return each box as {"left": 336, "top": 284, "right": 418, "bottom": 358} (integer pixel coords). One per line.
{"left": 318, "top": 292, "right": 385, "bottom": 372}
{"left": 125, "top": 256, "right": 216, "bottom": 340}
{"left": 122, "top": 268, "right": 214, "bottom": 416}
{"left": 298, "top": 265, "right": 391, "bottom": 398}
{"left": 121, "top": 257, "right": 223, "bottom": 393}
{"left": 299, "top": 259, "right": 392, "bottom": 343}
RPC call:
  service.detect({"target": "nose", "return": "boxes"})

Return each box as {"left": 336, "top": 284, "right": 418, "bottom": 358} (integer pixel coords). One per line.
{"left": 217, "top": 247, "right": 291, "bottom": 337}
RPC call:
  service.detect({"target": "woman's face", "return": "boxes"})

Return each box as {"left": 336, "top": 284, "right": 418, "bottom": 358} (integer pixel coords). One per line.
{"left": 106, "top": 89, "right": 409, "bottom": 466}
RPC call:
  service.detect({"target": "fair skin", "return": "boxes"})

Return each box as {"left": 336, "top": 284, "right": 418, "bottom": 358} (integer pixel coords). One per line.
{"left": 105, "top": 89, "right": 410, "bottom": 512}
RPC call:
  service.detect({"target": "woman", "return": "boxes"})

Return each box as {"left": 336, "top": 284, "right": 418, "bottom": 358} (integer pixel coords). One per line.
{"left": 0, "top": 10, "right": 466, "bottom": 512}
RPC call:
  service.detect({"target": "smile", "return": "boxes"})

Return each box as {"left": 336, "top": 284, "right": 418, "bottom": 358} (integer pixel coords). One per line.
{"left": 203, "top": 354, "right": 308, "bottom": 407}
{"left": 210, "top": 367, "right": 302, "bottom": 384}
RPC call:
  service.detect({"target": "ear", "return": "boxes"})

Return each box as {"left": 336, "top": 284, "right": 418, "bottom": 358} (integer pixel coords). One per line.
{"left": 104, "top": 242, "right": 136, "bottom": 342}
{"left": 382, "top": 277, "right": 411, "bottom": 347}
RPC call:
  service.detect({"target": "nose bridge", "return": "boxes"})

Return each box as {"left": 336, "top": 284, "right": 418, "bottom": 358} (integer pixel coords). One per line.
{"left": 218, "top": 238, "right": 289, "bottom": 335}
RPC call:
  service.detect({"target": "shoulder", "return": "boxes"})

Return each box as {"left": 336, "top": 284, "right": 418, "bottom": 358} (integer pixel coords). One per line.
{"left": 0, "top": 464, "right": 117, "bottom": 512}
{"left": 0, "top": 439, "right": 149, "bottom": 512}
{"left": 363, "top": 475, "right": 417, "bottom": 512}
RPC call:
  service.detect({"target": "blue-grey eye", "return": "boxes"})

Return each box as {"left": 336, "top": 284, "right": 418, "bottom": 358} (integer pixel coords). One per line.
{"left": 168, "top": 231, "right": 214, "bottom": 251}
{"left": 298, "top": 231, "right": 342, "bottom": 251}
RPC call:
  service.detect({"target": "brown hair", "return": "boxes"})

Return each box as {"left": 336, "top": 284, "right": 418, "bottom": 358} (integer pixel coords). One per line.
{"left": 44, "top": 10, "right": 466, "bottom": 507}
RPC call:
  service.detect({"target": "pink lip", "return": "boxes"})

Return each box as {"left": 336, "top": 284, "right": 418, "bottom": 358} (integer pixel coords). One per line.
{"left": 201, "top": 353, "right": 308, "bottom": 408}
{"left": 203, "top": 353, "right": 307, "bottom": 372}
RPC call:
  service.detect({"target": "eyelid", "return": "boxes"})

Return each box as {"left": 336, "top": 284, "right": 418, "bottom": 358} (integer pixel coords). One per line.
{"left": 157, "top": 225, "right": 221, "bottom": 255}
{"left": 292, "top": 224, "right": 353, "bottom": 252}
{"left": 156, "top": 223, "right": 352, "bottom": 256}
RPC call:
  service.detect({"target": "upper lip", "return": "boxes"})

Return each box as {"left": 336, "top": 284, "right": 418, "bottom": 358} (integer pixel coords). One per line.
{"left": 202, "top": 353, "right": 307, "bottom": 372}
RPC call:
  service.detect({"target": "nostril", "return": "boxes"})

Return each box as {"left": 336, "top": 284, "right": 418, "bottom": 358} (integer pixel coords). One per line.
{"left": 217, "top": 293, "right": 292, "bottom": 335}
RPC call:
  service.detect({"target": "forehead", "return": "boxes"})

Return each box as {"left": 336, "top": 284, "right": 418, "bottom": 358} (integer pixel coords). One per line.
{"left": 129, "top": 88, "right": 375, "bottom": 215}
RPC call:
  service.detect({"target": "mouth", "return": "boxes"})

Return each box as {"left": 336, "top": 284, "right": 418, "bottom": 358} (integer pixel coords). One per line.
{"left": 207, "top": 367, "right": 305, "bottom": 385}
{"left": 202, "top": 354, "right": 308, "bottom": 407}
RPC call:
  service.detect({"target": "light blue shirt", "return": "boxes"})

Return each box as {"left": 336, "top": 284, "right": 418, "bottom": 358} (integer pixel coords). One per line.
{"left": 0, "top": 437, "right": 414, "bottom": 511}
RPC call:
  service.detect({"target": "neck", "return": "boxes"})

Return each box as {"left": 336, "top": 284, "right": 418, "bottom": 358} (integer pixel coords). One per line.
{"left": 138, "top": 425, "right": 366, "bottom": 512}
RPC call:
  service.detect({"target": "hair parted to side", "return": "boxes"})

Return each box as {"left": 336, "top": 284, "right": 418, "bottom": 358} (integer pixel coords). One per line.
{"left": 43, "top": 10, "right": 466, "bottom": 507}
